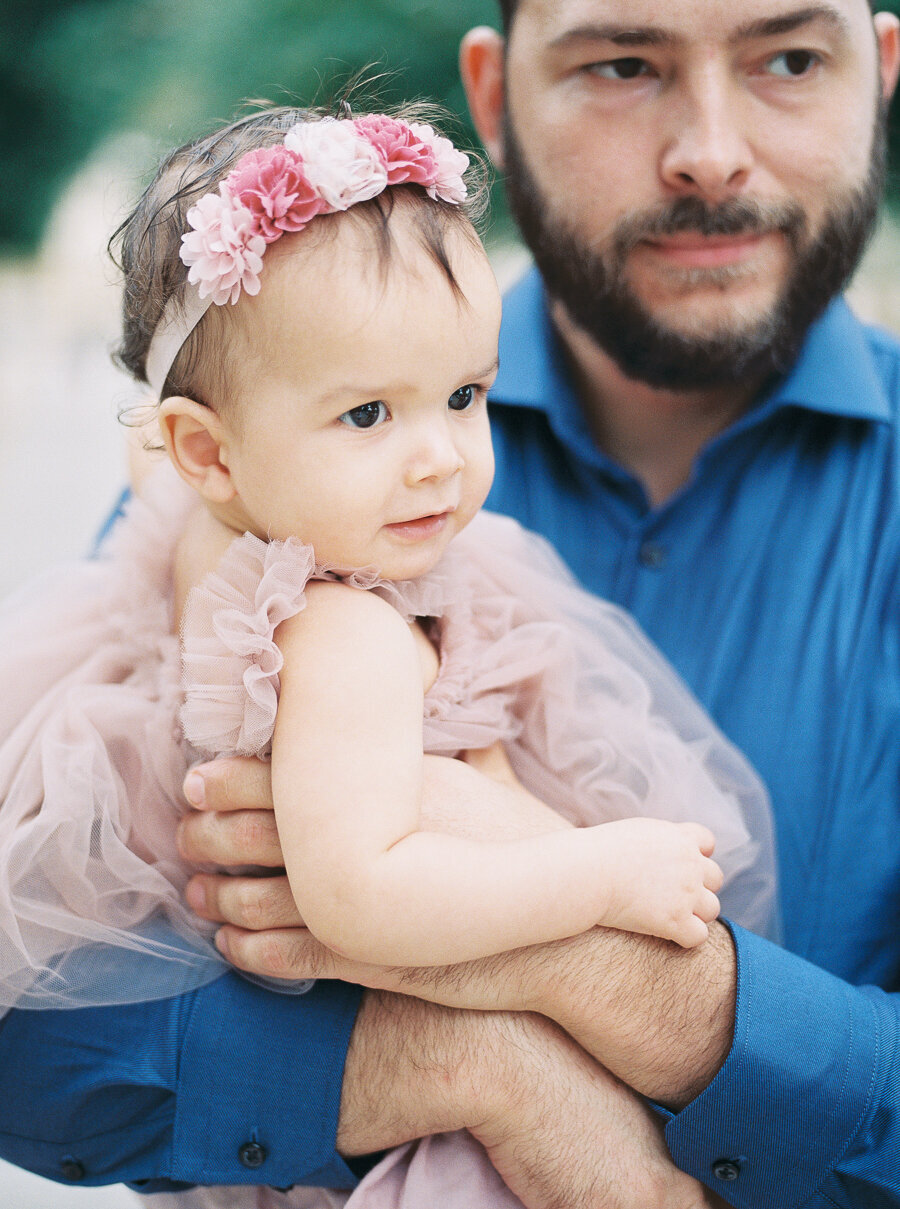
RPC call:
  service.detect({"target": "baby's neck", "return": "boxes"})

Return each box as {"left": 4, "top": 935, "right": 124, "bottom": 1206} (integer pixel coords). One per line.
{"left": 172, "top": 507, "right": 242, "bottom": 627}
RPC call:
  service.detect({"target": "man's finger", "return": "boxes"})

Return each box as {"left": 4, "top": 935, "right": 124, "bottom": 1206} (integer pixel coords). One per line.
{"left": 186, "top": 872, "right": 303, "bottom": 929}
{"left": 217, "top": 925, "right": 377, "bottom": 985}
{"left": 177, "top": 808, "right": 284, "bottom": 866}
{"left": 183, "top": 756, "right": 274, "bottom": 812}
{"left": 213, "top": 924, "right": 523, "bottom": 1013}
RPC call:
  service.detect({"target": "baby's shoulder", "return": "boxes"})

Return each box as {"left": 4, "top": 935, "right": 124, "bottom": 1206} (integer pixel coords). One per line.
{"left": 291, "top": 576, "right": 411, "bottom": 635}
{"left": 284, "top": 579, "right": 437, "bottom": 688}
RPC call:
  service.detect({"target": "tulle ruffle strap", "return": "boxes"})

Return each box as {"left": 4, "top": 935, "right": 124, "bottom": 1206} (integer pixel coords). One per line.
{"left": 181, "top": 534, "right": 316, "bottom": 759}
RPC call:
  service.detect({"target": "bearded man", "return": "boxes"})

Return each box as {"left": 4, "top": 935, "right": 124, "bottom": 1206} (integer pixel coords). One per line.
{"left": 4, "top": 4, "right": 900, "bottom": 1208}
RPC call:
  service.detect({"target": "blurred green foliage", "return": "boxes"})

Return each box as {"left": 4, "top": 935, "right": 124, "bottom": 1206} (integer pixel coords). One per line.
{"left": 1, "top": 0, "right": 498, "bottom": 253}
{"left": 3, "top": 0, "right": 900, "bottom": 254}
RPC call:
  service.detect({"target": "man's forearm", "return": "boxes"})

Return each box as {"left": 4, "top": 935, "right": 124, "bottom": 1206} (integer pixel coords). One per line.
{"left": 343, "top": 920, "right": 736, "bottom": 1111}
{"left": 337, "top": 989, "right": 721, "bottom": 1209}
{"left": 336, "top": 991, "right": 488, "bottom": 1154}
{"left": 529, "top": 922, "right": 736, "bottom": 1108}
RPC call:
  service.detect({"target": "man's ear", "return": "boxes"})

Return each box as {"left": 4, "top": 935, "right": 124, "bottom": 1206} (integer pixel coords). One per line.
{"left": 875, "top": 12, "right": 900, "bottom": 101}
{"left": 158, "top": 397, "right": 237, "bottom": 504}
{"left": 460, "top": 27, "right": 507, "bottom": 168}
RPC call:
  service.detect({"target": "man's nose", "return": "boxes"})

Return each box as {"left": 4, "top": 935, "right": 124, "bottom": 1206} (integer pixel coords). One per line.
{"left": 659, "top": 65, "right": 753, "bottom": 201}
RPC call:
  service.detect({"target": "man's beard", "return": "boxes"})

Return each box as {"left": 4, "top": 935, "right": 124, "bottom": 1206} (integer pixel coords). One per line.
{"left": 502, "top": 108, "right": 887, "bottom": 391}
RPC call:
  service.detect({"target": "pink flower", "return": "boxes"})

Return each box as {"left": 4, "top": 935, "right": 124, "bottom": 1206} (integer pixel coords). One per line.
{"left": 284, "top": 118, "right": 388, "bottom": 210}
{"left": 410, "top": 122, "right": 469, "bottom": 204}
{"left": 353, "top": 114, "right": 439, "bottom": 187}
{"left": 180, "top": 185, "right": 266, "bottom": 305}
{"left": 226, "top": 146, "right": 327, "bottom": 241}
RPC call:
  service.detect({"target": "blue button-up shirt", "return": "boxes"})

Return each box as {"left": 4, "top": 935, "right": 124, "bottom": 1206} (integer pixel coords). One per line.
{"left": 485, "top": 269, "right": 900, "bottom": 1206}
{"left": 1, "top": 268, "right": 898, "bottom": 1205}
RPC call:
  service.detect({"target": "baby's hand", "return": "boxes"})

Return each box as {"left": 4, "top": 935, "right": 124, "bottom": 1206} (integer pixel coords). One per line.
{"left": 597, "top": 818, "right": 723, "bottom": 948}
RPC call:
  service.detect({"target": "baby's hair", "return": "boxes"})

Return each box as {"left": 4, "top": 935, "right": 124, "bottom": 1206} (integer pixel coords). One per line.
{"left": 111, "top": 101, "right": 488, "bottom": 411}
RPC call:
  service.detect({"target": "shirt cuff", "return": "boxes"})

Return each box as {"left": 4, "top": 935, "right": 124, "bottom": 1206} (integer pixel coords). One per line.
{"left": 172, "top": 973, "right": 363, "bottom": 1188}
{"left": 659, "top": 922, "right": 881, "bottom": 1207}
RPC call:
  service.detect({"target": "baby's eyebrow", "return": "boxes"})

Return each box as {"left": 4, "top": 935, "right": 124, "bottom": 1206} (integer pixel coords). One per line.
{"left": 471, "top": 356, "right": 500, "bottom": 379}
{"left": 312, "top": 358, "right": 500, "bottom": 409}
{"left": 314, "top": 384, "right": 381, "bottom": 409}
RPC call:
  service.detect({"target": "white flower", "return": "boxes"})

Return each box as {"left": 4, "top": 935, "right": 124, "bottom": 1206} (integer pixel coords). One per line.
{"left": 284, "top": 118, "right": 388, "bottom": 211}
{"left": 410, "top": 122, "right": 469, "bottom": 204}
{"left": 180, "top": 185, "right": 266, "bottom": 305}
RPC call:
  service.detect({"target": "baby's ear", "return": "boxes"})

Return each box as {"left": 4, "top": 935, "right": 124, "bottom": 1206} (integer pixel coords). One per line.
{"left": 158, "top": 397, "right": 236, "bottom": 504}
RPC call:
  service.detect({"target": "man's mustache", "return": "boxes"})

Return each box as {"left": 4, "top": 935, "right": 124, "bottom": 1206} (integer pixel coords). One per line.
{"left": 613, "top": 196, "right": 807, "bottom": 254}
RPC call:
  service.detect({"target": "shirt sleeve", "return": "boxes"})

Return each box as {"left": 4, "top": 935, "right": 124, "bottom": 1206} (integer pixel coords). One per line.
{"left": 659, "top": 922, "right": 899, "bottom": 1207}
{"left": 0, "top": 972, "right": 364, "bottom": 1191}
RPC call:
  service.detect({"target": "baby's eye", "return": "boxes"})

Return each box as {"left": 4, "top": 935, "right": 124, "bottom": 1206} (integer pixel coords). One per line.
{"left": 448, "top": 384, "right": 477, "bottom": 411}
{"left": 764, "top": 49, "right": 819, "bottom": 77}
{"left": 587, "top": 57, "right": 652, "bottom": 81}
{"left": 339, "top": 401, "right": 389, "bottom": 429}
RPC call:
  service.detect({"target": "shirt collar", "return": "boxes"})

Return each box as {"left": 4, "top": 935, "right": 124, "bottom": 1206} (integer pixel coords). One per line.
{"left": 763, "top": 296, "right": 891, "bottom": 422}
{"left": 491, "top": 266, "right": 891, "bottom": 427}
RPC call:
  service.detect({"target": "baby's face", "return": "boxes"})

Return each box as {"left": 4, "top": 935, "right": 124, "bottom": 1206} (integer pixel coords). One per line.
{"left": 217, "top": 210, "right": 501, "bottom": 579}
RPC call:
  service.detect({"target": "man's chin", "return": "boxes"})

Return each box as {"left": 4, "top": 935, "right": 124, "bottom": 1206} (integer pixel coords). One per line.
{"left": 568, "top": 293, "right": 789, "bottom": 391}
{"left": 627, "top": 269, "right": 784, "bottom": 332}
{"left": 637, "top": 306, "right": 780, "bottom": 355}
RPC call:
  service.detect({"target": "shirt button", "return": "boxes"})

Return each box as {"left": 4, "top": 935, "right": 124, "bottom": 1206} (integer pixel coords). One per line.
{"left": 711, "top": 1158, "right": 741, "bottom": 1181}
{"left": 638, "top": 541, "right": 667, "bottom": 569}
{"left": 60, "top": 1157, "right": 86, "bottom": 1181}
{"left": 239, "top": 1141, "right": 268, "bottom": 1169}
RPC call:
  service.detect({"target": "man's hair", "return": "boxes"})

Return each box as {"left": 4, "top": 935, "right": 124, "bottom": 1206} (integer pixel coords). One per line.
{"left": 496, "top": 0, "right": 878, "bottom": 35}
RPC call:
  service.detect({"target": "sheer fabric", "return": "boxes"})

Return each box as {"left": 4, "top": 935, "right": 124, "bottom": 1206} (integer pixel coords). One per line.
{"left": 0, "top": 466, "right": 777, "bottom": 1016}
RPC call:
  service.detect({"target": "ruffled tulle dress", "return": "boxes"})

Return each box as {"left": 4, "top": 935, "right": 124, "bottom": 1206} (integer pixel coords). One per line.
{"left": 0, "top": 466, "right": 778, "bottom": 1208}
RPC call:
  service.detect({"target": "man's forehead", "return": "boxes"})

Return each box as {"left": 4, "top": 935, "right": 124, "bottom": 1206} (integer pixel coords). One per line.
{"left": 514, "top": 0, "right": 868, "bottom": 43}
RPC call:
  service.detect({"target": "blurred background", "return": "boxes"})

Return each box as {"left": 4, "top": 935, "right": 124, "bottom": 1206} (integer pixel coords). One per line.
{"left": 2, "top": 0, "right": 900, "bottom": 1203}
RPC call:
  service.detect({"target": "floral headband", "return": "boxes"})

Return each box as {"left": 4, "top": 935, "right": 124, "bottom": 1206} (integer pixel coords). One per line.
{"left": 145, "top": 114, "right": 470, "bottom": 397}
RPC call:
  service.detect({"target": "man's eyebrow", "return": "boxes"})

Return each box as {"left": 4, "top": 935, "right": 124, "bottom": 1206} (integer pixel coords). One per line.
{"left": 548, "top": 25, "right": 673, "bottom": 51}
{"left": 547, "top": 6, "right": 852, "bottom": 52}
{"left": 733, "top": 6, "right": 853, "bottom": 41}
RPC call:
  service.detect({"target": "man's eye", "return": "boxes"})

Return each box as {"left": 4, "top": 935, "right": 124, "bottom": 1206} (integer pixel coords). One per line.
{"left": 448, "top": 384, "right": 477, "bottom": 411}
{"left": 339, "top": 401, "right": 389, "bottom": 429}
{"left": 588, "top": 57, "right": 651, "bottom": 80}
{"left": 765, "top": 50, "right": 819, "bottom": 77}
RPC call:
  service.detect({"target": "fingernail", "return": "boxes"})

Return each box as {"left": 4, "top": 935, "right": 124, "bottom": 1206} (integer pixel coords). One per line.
{"left": 185, "top": 879, "right": 207, "bottom": 913}
{"left": 215, "top": 930, "right": 231, "bottom": 960}
{"left": 184, "top": 772, "right": 206, "bottom": 806}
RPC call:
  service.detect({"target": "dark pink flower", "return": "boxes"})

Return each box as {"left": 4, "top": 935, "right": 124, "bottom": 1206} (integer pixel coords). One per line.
{"left": 353, "top": 114, "right": 439, "bottom": 187}
{"left": 225, "top": 146, "right": 327, "bottom": 242}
